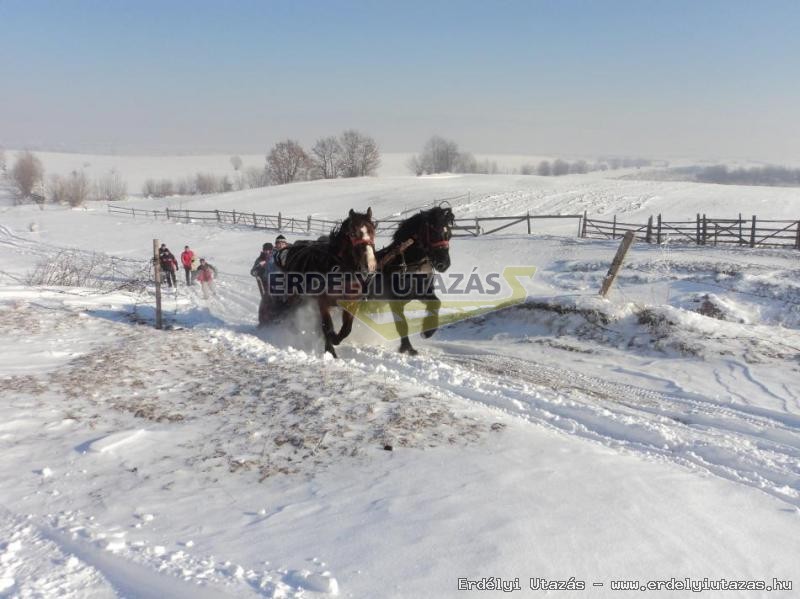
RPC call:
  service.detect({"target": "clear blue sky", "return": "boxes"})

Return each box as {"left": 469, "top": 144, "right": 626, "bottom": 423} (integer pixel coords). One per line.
{"left": 1, "top": 0, "right": 798, "bottom": 160}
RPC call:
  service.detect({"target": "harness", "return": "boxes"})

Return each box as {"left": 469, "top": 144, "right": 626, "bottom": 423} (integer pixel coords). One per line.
{"left": 392, "top": 223, "right": 451, "bottom": 272}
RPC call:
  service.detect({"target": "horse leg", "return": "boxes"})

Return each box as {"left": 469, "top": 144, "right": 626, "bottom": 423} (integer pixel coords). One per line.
{"left": 318, "top": 297, "right": 338, "bottom": 358}
{"left": 421, "top": 291, "right": 442, "bottom": 339}
{"left": 332, "top": 307, "right": 355, "bottom": 346}
{"left": 391, "top": 300, "right": 417, "bottom": 355}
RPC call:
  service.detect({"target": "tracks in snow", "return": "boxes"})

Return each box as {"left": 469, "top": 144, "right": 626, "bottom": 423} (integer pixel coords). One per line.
{"left": 339, "top": 343, "right": 800, "bottom": 508}
{"left": 206, "top": 269, "right": 800, "bottom": 508}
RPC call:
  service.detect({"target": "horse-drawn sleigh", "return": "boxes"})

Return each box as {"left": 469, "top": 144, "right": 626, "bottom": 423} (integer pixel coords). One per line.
{"left": 256, "top": 205, "right": 455, "bottom": 357}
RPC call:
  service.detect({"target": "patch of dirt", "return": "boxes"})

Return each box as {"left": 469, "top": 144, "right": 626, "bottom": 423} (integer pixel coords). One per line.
{"left": 3, "top": 303, "right": 490, "bottom": 481}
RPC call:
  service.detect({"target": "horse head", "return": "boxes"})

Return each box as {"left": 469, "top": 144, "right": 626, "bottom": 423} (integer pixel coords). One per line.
{"left": 334, "top": 207, "right": 377, "bottom": 273}
{"left": 393, "top": 206, "right": 454, "bottom": 272}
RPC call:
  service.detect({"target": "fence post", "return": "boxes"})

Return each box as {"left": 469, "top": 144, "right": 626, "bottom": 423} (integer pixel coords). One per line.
{"left": 475, "top": 217, "right": 480, "bottom": 236}
{"left": 657, "top": 214, "right": 662, "bottom": 244}
{"left": 166, "top": 207, "right": 171, "bottom": 220}
{"left": 232, "top": 210, "right": 237, "bottom": 224}
{"left": 750, "top": 215, "right": 756, "bottom": 248}
{"left": 739, "top": 213, "right": 743, "bottom": 246}
{"left": 278, "top": 212, "right": 282, "bottom": 230}
{"left": 252, "top": 212, "right": 257, "bottom": 228}
{"left": 795, "top": 220, "right": 800, "bottom": 250}
{"left": 696, "top": 214, "right": 700, "bottom": 244}
{"left": 153, "top": 239, "right": 162, "bottom": 330}
{"left": 581, "top": 210, "right": 588, "bottom": 238}
{"left": 307, "top": 215, "right": 312, "bottom": 232}
{"left": 612, "top": 215, "right": 617, "bottom": 239}
{"left": 527, "top": 211, "right": 531, "bottom": 234}
{"left": 600, "top": 231, "right": 635, "bottom": 298}
{"left": 714, "top": 223, "right": 718, "bottom": 246}
{"left": 216, "top": 210, "right": 220, "bottom": 223}
{"left": 646, "top": 215, "right": 653, "bottom": 244}
{"left": 702, "top": 214, "right": 707, "bottom": 245}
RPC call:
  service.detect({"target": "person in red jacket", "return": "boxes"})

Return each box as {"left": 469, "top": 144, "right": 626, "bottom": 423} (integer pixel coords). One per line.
{"left": 195, "top": 258, "right": 218, "bottom": 299}
{"left": 180, "top": 245, "right": 195, "bottom": 286}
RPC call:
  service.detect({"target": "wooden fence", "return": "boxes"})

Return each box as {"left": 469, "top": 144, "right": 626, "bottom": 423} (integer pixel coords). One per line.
{"left": 582, "top": 212, "right": 800, "bottom": 249}
{"left": 108, "top": 204, "right": 339, "bottom": 236}
{"left": 108, "top": 203, "right": 584, "bottom": 239}
{"left": 108, "top": 203, "right": 799, "bottom": 249}
{"left": 377, "top": 213, "right": 584, "bottom": 237}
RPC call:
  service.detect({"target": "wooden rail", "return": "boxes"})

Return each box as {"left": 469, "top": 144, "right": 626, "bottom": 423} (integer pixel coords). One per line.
{"left": 109, "top": 204, "right": 583, "bottom": 239}
{"left": 108, "top": 204, "right": 799, "bottom": 249}
{"left": 582, "top": 212, "right": 800, "bottom": 249}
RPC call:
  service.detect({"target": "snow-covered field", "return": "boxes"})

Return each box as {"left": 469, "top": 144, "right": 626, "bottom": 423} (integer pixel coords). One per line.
{"left": 1, "top": 158, "right": 799, "bottom": 598}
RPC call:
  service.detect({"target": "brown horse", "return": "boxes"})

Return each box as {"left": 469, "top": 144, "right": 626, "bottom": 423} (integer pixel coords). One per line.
{"left": 270, "top": 208, "right": 377, "bottom": 357}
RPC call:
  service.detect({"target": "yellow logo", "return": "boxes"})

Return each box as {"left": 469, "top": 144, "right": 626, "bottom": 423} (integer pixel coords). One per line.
{"left": 339, "top": 266, "right": 536, "bottom": 340}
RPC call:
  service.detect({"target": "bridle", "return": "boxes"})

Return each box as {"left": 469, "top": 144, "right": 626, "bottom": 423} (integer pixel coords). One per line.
{"left": 337, "top": 222, "right": 376, "bottom": 261}
{"left": 423, "top": 223, "right": 451, "bottom": 249}
{"left": 393, "top": 219, "right": 452, "bottom": 272}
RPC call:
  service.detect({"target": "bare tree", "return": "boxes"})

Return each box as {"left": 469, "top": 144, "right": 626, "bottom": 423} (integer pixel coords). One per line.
{"left": 155, "top": 179, "right": 174, "bottom": 197}
{"left": 195, "top": 173, "right": 218, "bottom": 194}
{"left": 454, "top": 152, "right": 478, "bottom": 173}
{"left": 267, "top": 140, "right": 310, "bottom": 185}
{"left": 355, "top": 133, "right": 381, "bottom": 176}
{"left": 406, "top": 155, "right": 423, "bottom": 176}
{"left": 244, "top": 165, "right": 269, "bottom": 188}
{"left": 311, "top": 136, "right": 342, "bottom": 179}
{"left": 537, "top": 161, "right": 551, "bottom": 176}
{"left": 176, "top": 177, "right": 195, "bottom": 195}
{"left": 413, "top": 135, "right": 460, "bottom": 174}
{"left": 570, "top": 160, "right": 589, "bottom": 174}
{"left": 47, "top": 174, "right": 67, "bottom": 204}
{"left": 230, "top": 155, "right": 243, "bottom": 171}
{"left": 94, "top": 169, "right": 127, "bottom": 202}
{"left": 552, "top": 159, "right": 570, "bottom": 176}
{"left": 338, "top": 130, "right": 380, "bottom": 177}
{"left": 11, "top": 151, "right": 44, "bottom": 202}
{"left": 64, "top": 170, "right": 91, "bottom": 207}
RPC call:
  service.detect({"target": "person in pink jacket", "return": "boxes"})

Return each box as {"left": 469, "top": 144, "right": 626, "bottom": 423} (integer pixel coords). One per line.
{"left": 195, "top": 258, "right": 218, "bottom": 299}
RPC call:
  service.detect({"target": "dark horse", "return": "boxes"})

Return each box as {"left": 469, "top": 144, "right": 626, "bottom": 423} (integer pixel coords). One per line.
{"left": 372, "top": 206, "right": 454, "bottom": 355}
{"left": 269, "top": 208, "right": 377, "bottom": 357}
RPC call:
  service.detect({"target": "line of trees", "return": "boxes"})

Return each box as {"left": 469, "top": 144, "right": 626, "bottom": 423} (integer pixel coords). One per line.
{"left": 694, "top": 164, "right": 800, "bottom": 187}
{"left": 48, "top": 170, "right": 127, "bottom": 206}
{"left": 4, "top": 151, "right": 128, "bottom": 207}
{"left": 140, "top": 129, "right": 381, "bottom": 196}
{"left": 407, "top": 137, "right": 655, "bottom": 177}
{"left": 521, "top": 159, "right": 591, "bottom": 176}
{"left": 268, "top": 129, "right": 381, "bottom": 185}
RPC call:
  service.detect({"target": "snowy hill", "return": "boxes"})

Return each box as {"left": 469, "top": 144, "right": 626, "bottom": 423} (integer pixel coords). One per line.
{"left": 1, "top": 162, "right": 799, "bottom": 597}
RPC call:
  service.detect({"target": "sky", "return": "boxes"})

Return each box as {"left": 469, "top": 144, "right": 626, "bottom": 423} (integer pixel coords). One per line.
{"left": 1, "top": 0, "right": 799, "bottom": 161}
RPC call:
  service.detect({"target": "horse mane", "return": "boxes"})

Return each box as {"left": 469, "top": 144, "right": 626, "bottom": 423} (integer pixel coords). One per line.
{"left": 328, "top": 221, "right": 344, "bottom": 252}
{"left": 392, "top": 206, "right": 451, "bottom": 244}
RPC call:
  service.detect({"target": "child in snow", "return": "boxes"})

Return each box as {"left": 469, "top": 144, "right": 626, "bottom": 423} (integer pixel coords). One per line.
{"left": 196, "top": 258, "right": 218, "bottom": 299}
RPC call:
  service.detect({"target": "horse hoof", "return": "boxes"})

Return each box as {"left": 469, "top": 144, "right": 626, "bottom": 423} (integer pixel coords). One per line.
{"left": 399, "top": 345, "right": 418, "bottom": 356}
{"left": 422, "top": 328, "right": 438, "bottom": 339}
{"left": 326, "top": 345, "right": 339, "bottom": 359}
